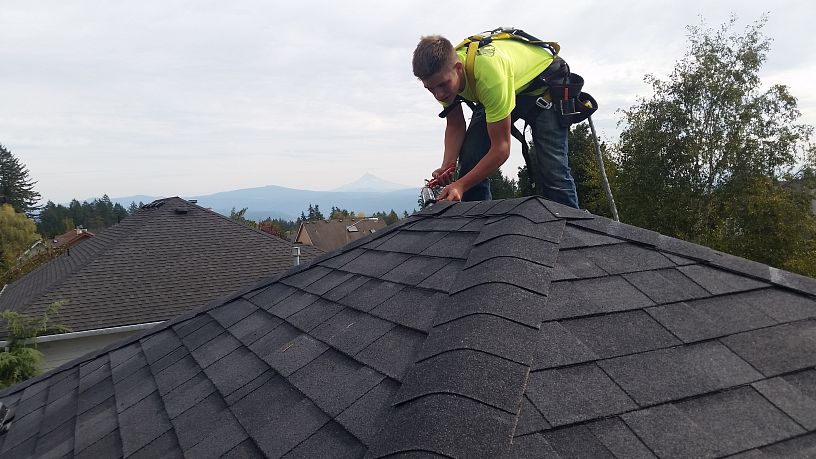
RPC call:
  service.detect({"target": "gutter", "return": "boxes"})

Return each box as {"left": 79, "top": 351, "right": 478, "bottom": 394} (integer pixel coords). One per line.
{"left": 0, "top": 321, "right": 163, "bottom": 347}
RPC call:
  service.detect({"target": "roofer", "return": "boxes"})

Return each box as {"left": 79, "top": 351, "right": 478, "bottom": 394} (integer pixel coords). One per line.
{"left": 412, "top": 30, "right": 580, "bottom": 208}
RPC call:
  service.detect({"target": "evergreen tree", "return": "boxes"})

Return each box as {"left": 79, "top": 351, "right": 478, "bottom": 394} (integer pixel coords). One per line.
{"left": 128, "top": 201, "right": 140, "bottom": 214}
{"left": 0, "top": 144, "right": 41, "bottom": 217}
{"left": 0, "top": 302, "right": 70, "bottom": 388}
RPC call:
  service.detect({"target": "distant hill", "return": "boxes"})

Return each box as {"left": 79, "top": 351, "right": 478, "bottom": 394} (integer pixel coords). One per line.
{"left": 332, "top": 173, "right": 413, "bottom": 193}
{"left": 102, "top": 184, "right": 420, "bottom": 221}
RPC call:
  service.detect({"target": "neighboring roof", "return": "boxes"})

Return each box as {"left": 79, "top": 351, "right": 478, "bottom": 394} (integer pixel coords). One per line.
{"left": 50, "top": 229, "right": 94, "bottom": 249}
{"left": 0, "top": 197, "right": 321, "bottom": 334}
{"left": 296, "top": 218, "right": 387, "bottom": 252}
{"left": 2, "top": 196, "right": 816, "bottom": 458}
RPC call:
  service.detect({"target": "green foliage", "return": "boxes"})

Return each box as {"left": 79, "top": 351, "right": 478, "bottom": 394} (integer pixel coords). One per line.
{"left": 614, "top": 15, "right": 815, "bottom": 273}
{"left": 37, "top": 196, "right": 129, "bottom": 238}
{"left": 488, "top": 169, "right": 517, "bottom": 199}
{"left": 0, "top": 144, "right": 41, "bottom": 217}
{"left": 567, "top": 124, "right": 618, "bottom": 218}
{"left": 229, "top": 207, "right": 257, "bottom": 229}
{"left": 0, "top": 204, "right": 40, "bottom": 273}
{"left": 0, "top": 301, "right": 69, "bottom": 389}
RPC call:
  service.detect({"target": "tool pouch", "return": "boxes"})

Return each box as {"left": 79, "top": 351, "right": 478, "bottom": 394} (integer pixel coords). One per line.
{"left": 547, "top": 73, "right": 598, "bottom": 128}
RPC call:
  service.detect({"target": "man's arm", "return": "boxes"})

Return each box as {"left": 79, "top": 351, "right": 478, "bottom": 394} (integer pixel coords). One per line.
{"left": 434, "top": 103, "right": 466, "bottom": 180}
{"left": 438, "top": 115, "right": 512, "bottom": 201}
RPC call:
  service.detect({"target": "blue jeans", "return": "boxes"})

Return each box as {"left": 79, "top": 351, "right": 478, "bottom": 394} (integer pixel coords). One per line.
{"left": 458, "top": 98, "right": 579, "bottom": 208}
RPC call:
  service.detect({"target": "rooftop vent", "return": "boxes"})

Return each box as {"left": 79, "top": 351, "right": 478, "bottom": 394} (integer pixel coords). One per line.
{"left": 346, "top": 225, "right": 359, "bottom": 233}
{"left": 174, "top": 208, "right": 188, "bottom": 215}
{"left": 188, "top": 199, "right": 197, "bottom": 204}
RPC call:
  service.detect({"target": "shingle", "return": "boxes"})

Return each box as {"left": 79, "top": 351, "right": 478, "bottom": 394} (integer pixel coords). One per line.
{"left": 418, "top": 314, "right": 538, "bottom": 365}
{"left": 207, "top": 298, "right": 258, "bottom": 328}
{"left": 154, "top": 355, "right": 201, "bottom": 396}
{"left": 339, "top": 249, "right": 411, "bottom": 278}
{"left": 203, "top": 347, "right": 270, "bottom": 398}
{"left": 435, "top": 283, "right": 548, "bottom": 329}
{"left": 336, "top": 278, "right": 404, "bottom": 312}
{"left": 268, "top": 290, "right": 321, "bottom": 319}
{"left": 527, "top": 363, "right": 637, "bottom": 426}
{"left": 370, "top": 288, "right": 442, "bottom": 332}
{"left": 395, "top": 350, "right": 528, "bottom": 413}
{"left": 560, "top": 310, "right": 681, "bottom": 359}
{"left": 475, "top": 216, "right": 564, "bottom": 245}
{"left": 784, "top": 368, "right": 816, "bottom": 400}
{"left": 74, "top": 429, "right": 121, "bottom": 459}
{"left": 256, "top": 332, "right": 328, "bottom": 377}
{"left": 647, "top": 295, "right": 777, "bottom": 343}
{"left": 318, "top": 247, "right": 366, "bottom": 269}
{"left": 1, "top": 435, "right": 37, "bottom": 458}
{"left": 416, "top": 259, "right": 465, "bottom": 293}
{"left": 507, "top": 433, "right": 560, "bottom": 459}
{"left": 287, "top": 298, "right": 345, "bottom": 332}
{"left": 336, "top": 378, "right": 399, "bottom": 445}
{"left": 301, "top": 270, "right": 355, "bottom": 296}
{"left": 280, "top": 265, "right": 333, "bottom": 289}
{"left": 530, "top": 321, "right": 598, "bottom": 370}
{"left": 509, "top": 198, "right": 560, "bottom": 223}
{"left": 111, "top": 350, "right": 149, "bottom": 386}
{"left": 230, "top": 375, "right": 330, "bottom": 458}
{"left": 149, "top": 345, "right": 189, "bottom": 375}
{"left": 736, "top": 288, "right": 816, "bottom": 322}
{"left": 163, "top": 371, "right": 217, "bottom": 419}
{"left": 45, "top": 368, "right": 79, "bottom": 403}
{"left": 289, "top": 350, "right": 385, "bottom": 417}
{"left": 721, "top": 320, "right": 816, "bottom": 376}
{"left": 367, "top": 394, "right": 515, "bottom": 458}
{"left": 553, "top": 249, "right": 608, "bottom": 278}
{"left": 221, "top": 438, "right": 265, "bottom": 459}
{"left": 623, "top": 268, "right": 710, "bottom": 304}
{"left": 419, "top": 232, "right": 478, "bottom": 259}
{"left": 769, "top": 266, "right": 816, "bottom": 296}
{"left": 405, "top": 217, "right": 471, "bottom": 232}
{"left": 78, "top": 355, "right": 109, "bottom": 389}
{"left": 0, "top": 406, "right": 43, "bottom": 454}
{"left": 74, "top": 395, "right": 118, "bottom": 454}
{"left": 587, "top": 417, "right": 657, "bottom": 459}
{"left": 281, "top": 421, "right": 366, "bottom": 459}
{"left": 223, "top": 371, "right": 277, "bottom": 407}
{"left": 117, "top": 391, "right": 173, "bottom": 457}
{"left": 622, "top": 404, "right": 725, "bottom": 458}
{"left": 465, "top": 234, "right": 559, "bottom": 269}
{"left": 77, "top": 376, "right": 115, "bottom": 415}
{"left": 140, "top": 329, "right": 184, "bottom": 365}
{"left": 514, "top": 395, "right": 551, "bottom": 436}
{"left": 311, "top": 308, "right": 394, "bottom": 356}
{"left": 676, "top": 386, "right": 804, "bottom": 455}
{"left": 14, "top": 381, "right": 49, "bottom": 418}
{"left": 179, "top": 319, "right": 223, "bottom": 351}
{"left": 541, "top": 424, "right": 616, "bottom": 458}
{"left": 572, "top": 216, "right": 662, "bottom": 247}
{"left": 322, "top": 274, "right": 370, "bottom": 302}
{"left": 114, "top": 365, "right": 157, "bottom": 412}
{"left": 760, "top": 432, "right": 816, "bottom": 457}
{"left": 458, "top": 217, "right": 487, "bottom": 232}
{"left": 430, "top": 201, "right": 479, "bottom": 218}
{"left": 678, "top": 264, "right": 769, "bottom": 294}
{"left": 579, "top": 243, "right": 675, "bottom": 275}
{"left": 39, "top": 391, "right": 77, "bottom": 436}
{"left": 182, "top": 413, "right": 249, "bottom": 459}
{"left": 355, "top": 326, "right": 426, "bottom": 380}
{"left": 464, "top": 200, "right": 502, "bottom": 216}
{"left": 483, "top": 197, "right": 528, "bottom": 216}
{"left": 128, "top": 430, "right": 184, "bottom": 459}
{"left": 190, "top": 331, "right": 243, "bottom": 368}
{"left": 172, "top": 314, "right": 212, "bottom": 339}
{"left": 752, "top": 377, "right": 816, "bottom": 430}
{"left": 544, "top": 276, "right": 655, "bottom": 321}
{"left": 245, "top": 281, "right": 297, "bottom": 308}
{"left": 171, "top": 392, "right": 245, "bottom": 452}
{"left": 452, "top": 256, "right": 552, "bottom": 296}
{"left": 560, "top": 224, "right": 624, "bottom": 249}
{"left": 381, "top": 255, "right": 450, "bottom": 285}
{"left": 109, "top": 343, "right": 142, "bottom": 370}
{"left": 227, "top": 309, "right": 283, "bottom": 346}
{"left": 599, "top": 341, "right": 762, "bottom": 405}
{"left": 33, "top": 415, "right": 74, "bottom": 459}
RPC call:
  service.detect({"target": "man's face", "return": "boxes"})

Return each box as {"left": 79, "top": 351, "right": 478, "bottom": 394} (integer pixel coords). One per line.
{"left": 422, "top": 62, "right": 463, "bottom": 104}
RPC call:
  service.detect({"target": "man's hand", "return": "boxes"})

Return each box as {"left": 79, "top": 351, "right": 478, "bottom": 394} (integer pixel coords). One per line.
{"left": 431, "top": 163, "right": 456, "bottom": 186}
{"left": 438, "top": 182, "right": 465, "bottom": 202}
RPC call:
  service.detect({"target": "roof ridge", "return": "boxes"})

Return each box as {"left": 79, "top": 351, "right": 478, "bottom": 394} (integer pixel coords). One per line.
{"left": 367, "top": 199, "right": 566, "bottom": 458}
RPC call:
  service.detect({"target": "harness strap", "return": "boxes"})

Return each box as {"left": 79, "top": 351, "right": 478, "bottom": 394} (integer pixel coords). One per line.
{"left": 464, "top": 41, "right": 480, "bottom": 99}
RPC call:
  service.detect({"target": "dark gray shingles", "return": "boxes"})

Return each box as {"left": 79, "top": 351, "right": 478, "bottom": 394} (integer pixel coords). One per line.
{"left": 268, "top": 290, "right": 321, "bottom": 319}
{"left": 14, "top": 379, "right": 49, "bottom": 419}
{"left": 171, "top": 392, "right": 246, "bottom": 453}
{"left": 752, "top": 377, "right": 816, "bottom": 430}
{"left": 553, "top": 249, "right": 608, "bottom": 279}
{"left": 39, "top": 391, "right": 76, "bottom": 437}
{"left": 162, "top": 371, "right": 217, "bottom": 419}
{"left": 355, "top": 326, "right": 426, "bottom": 380}
{"left": 230, "top": 375, "right": 330, "bottom": 458}
{"left": 785, "top": 368, "right": 816, "bottom": 399}
{"left": 182, "top": 414, "right": 249, "bottom": 459}
{"left": 322, "top": 274, "right": 370, "bottom": 302}
{"left": 545, "top": 276, "right": 655, "bottom": 321}
{"left": 336, "top": 378, "right": 399, "bottom": 446}
{"left": 117, "top": 391, "right": 173, "bottom": 457}
{"left": 140, "top": 329, "right": 184, "bottom": 365}
{"left": 114, "top": 365, "right": 157, "bottom": 413}
{"left": 721, "top": 320, "right": 816, "bottom": 376}
{"left": 530, "top": 321, "right": 598, "bottom": 370}
{"left": 154, "top": 355, "right": 201, "bottom": 396}
{"left": 367, "top": 393, "right": 515, "bottom": 458}
{"left": 317, "top": 247, "right": 366, "bottom": 270}
{"left": 129, "top": 430, "right": 184, "bottom": 459}
{"left": 418, "top": 314, "right": 538, "bottom": 365}
{"left": 1, "top": 435, "right": 37, "bottom": 458}
{"left": 431, "top": 201, "right": 479, "bottom": 218}
{"left": 257, "top": 332, "right": 329, "bottom": 377}
{"left": 452, "top": 256, "right": 553, "bottom": 296}
{"left": 207, "top": 298, "right": 258, "bottom": 328}
{"left": 203, "top": 347, "right": 270, "bottom": 398}
{"left": 224, "top": 372, "right": 276, "bottom": 407}
{"left": 420, "top": 232, "right": 479, "bottom": 259}
{"left": 541, "top": 424, "right": 616, "bottom": 458}
{"left": 33, "top": 416, "right": 74, "bottom": 459}
{"left": 507, "top": 433, "right": 561, "bottom": 459}
{"left": 281, "top": 421, "right": 365, "bottom": 459}
{"left": 404, "top": 217, "right": 471, "bottom": 232}
{"left": 369, "top": 230, "right": 447, "bottom": 255}
{"left": 74, "top": 395, "right": 118, "bottom": 454}
{"left": 280, "top": 265, "right": 333, "bottom": 289}
{"left": 311, "top": 308, "right": 394, "bottom": 356}
{"left": 648, "top": 295, "right": 777, "bottom": 343}
{"left": 75, "top": 429, "right": 121, "bottom": 459}
{"left": 339, "top": 249, "right": 411, "bottom": 278}
{"left": 381, "top": 255, "right": 450, "bottom": 286}
{"left": 301, "top": 270, "right": 355, "bottom": 296}
{"left": 435, "top": 283, "right": 548, "bottom": 329}
{"left": 676, "top": 386, "right": 804, "bottom": 455}
{"left": 172, "top": 313, "right": 216, "bottom": 339}
{"left": 370, "top": 288, "right": 442, "bottom": 332}
{"left": 623, "top": 268, "right": 710, "bottom": 304}
{"left": 287, "top": 298, "right": 345, "bottom": 332}
{"left": 463, "top": 199, "right": 502, "bottom": 216}
{"left": 245, "top": 282, "right": 296, "bottom": 309}
{"left": 622, "top": 403, "right": 725, "bottom": 458}
{"left": 336, "top": 278, "right": 404, "bottom": 312}
{"left": 190, "top": 331, "right": 242, "bottom": 369}
{"left": 737, "top": 287, "right": 816, "bottom": 322}
{"left": 527, "top": 363, "right": 637, "bottom": 426}
{"left": 289, "top": 350, "right": 384, "bottom": 417}
{"left": 395, "top": 350, "right": 528, "bottom": 413}
{"left": 560, "top": 224, "right": 624, "bottom": 249}
{"left": 466, "top": 234, "right": 559, "bottom": 269}
{"left": 508, "top": 198, "right": 559, "bottom": 223}
{"left": 150, "top": 346, "right": 190, "bottom": 376}
{"left": 77, "top": 376, "right": 115, "bottom": 416}
{"left": 587, "top": 417, "right": 657, "bottom": 459}
{"left": 599, "top": 341, "right": 762, "bottom": 405}
{"left": 416, "top": 259, "right": 465, "bottom": 293}
{"left": 760, "top": 432, "right": 816, "bottom": 457}
{"left": 561, "top": 310, "right": 681, "bottom": 359}
{"left": 678, "top": 264, "right": 769, "bottom": 294}
{"left": 109, "top": 343, "right": 142, "bottom": 370}
{"left": 0, "top": 406, "right": 43, "bottom": 454}
{"left": 579, "top": 243, "right": 675, "bottom": 275}
{"left": 514, "top": 395, "right": 551, "bottom": 436}
{"left": 475, "top": 216, "right": 564, "bottom": 246}
{"left": 571, "top": 215, "right": 662, "bottom": 247}
{"left": 221, "top": 438, "right": 265, "bottom": 459}
{"left": 179, "top": 318, "right": 223, "bottom": 351}
{"left": 227, "top": 309, "right": 283, "bottom": 346}
{"left": 769, "top": 266, "right": 816, "bottom": 296}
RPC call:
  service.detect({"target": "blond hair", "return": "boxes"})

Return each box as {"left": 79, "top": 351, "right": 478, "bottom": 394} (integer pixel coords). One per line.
{"left": 412, "top": 35, "right": 457, "bottom": 80}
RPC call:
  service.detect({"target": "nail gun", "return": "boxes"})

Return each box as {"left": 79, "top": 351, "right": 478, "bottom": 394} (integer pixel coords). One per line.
{"left": 420, "top": 163, "right": 457, "bottom": 208}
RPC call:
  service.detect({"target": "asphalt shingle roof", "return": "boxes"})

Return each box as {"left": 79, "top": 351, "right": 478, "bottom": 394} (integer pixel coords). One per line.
{"left": 0, "top": 197, "right": 321, "bottom": 334}
{"left": 2, "top": 196, "right": 816, "bottom": 458}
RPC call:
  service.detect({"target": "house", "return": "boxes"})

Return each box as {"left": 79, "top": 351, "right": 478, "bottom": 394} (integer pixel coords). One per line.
{"left": 1, "top": 196, "right": 815, "bottom": 457}
{"left": 49, "top": 227, "right": 95, "bottom": 250}
{"left": 0, "top": 197, "right": 321, "bottom": 370}
{"left": 295, "top": 217, "right": 387, "bottom": 252}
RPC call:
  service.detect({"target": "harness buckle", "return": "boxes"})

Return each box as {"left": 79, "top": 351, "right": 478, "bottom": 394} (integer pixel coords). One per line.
{"left": 535, "top": 97, "right": 552, "bottom": 110}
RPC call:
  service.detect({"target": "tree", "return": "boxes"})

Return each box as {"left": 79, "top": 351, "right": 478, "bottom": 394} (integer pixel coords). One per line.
{"left": 229, "top": 207, "right": 257, "bottom": 228}
{"left": 0, "top": 144, "right": 41, "bottom": 217}
{"left": 567, "top": 124, "right": 618, "bottom": 217}
{"left": 128, "top": 201, "right": 140, "bottom": 214}
{"left": 489, "top": 168, "right": 517, "bottom": 199}
{"left": 614, "top": 16, "right": 815, "bottom": 273}
{"left": 0, "top": 302, "right": 70, "bottom": 388}
{"left": 0, "top": 204, "right": 40, "bottom": 273}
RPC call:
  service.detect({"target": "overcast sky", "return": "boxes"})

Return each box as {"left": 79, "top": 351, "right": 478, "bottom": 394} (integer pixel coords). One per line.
{"left": 2, "top": 0, "right": 814, "bottom": 203}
